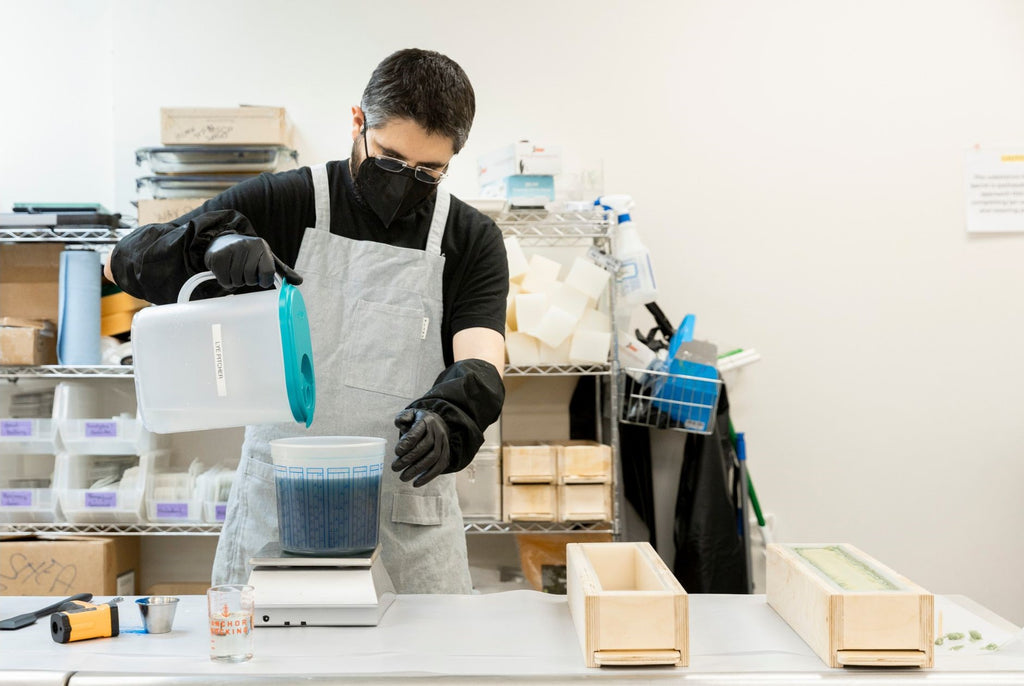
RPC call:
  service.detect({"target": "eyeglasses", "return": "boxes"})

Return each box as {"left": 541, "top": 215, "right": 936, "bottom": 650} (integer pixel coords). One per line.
{"left": 363, "top": 129, "right": 448, "bottom": 185}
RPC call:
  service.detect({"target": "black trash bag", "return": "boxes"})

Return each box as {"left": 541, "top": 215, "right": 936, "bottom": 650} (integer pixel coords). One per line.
{"left": 672, "top": 385, "right": 749, "bottom": 593}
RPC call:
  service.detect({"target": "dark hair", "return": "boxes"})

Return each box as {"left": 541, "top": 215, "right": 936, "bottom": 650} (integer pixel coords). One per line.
{"left": 360, "top": 48, "right": 476, "bottom": 153}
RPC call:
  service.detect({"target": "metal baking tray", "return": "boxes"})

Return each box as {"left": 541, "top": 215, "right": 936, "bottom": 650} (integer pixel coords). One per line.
{"left": 135, "top": 174, "right": 258, "bottom": 199}
{"left": 135, "top": 145, "right": 297, "bottom": 174}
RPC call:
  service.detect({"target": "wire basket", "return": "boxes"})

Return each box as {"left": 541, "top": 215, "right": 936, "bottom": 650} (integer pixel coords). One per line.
{"left": 618, "top": 366, "right": 722, "bottom": 435}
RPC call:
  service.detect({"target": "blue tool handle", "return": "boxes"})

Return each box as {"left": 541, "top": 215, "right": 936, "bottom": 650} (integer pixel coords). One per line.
{"left": 667, "top": 313, "right": 696, "bottom": 359}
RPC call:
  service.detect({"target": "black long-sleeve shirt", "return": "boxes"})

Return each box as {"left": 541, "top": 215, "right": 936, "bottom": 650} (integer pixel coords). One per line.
{"left": 111, "top": 159, "right": 508, "bottom": 367}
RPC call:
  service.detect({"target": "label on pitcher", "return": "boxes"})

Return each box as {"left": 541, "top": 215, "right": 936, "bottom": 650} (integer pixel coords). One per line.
{"left": 212, "top": 324, "right": 227, "bottom": 397}
{"left": 1, "top": 420, "right": 32, "bottom": 437}
{"left": 156, "top": 502, "right": 189, "bottom": 518}
{"left": 215, "top": 504, "right": 227, "bottom": 521}
{"left": 86, "top": 491, "right": 117, "bottom": 508}
{"left": 1, "top": 490, "right": 32, "bottom": 507}
{"left": 85, "top": 421, "right": 117, "bottom": 438}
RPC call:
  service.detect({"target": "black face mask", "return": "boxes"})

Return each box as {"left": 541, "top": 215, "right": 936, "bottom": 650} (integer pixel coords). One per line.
{"left": 354, "top": 156, "right": 436, "bottom": 228}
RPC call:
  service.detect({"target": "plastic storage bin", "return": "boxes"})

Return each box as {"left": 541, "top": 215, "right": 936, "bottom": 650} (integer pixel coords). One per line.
{"left": 57, "top": 415, "right": 149, "bottom": 455}
{"left": 146, "top": 470, "right": 202, "bottom": 523}
{"left": 135, "top": 145, "right": 297, "bottom": 174}
{"left": 0, "top": 453, "right": 60, "bottom": 523}
{"left": 57, "top": 451, "right": 164, "bottom": 523}
{"left": 196, "top": 466, "right": 234, "bottom": 523}
{"left": 132, "top": 271, "right": 315, "bottom": 433}
{"left": 135, "top": 174, "right": 258, "bottom": 199}
{"left": 456, "top": 449, "right": 500, "bottom": 520}
{"left": 270, "top": 437, "right": 384, "bottom": 556}
{"left": 0, "top": 418, "right": 57, "bottom": 454}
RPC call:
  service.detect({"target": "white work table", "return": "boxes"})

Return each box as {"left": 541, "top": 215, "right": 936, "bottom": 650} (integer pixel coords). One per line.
{"left": 1, "top": 592, "right": 1022, "bottom": 685}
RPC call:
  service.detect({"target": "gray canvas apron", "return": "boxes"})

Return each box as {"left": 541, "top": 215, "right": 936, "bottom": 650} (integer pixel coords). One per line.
{"left": 211, "top": 163, "right": 472, "bottom": 594}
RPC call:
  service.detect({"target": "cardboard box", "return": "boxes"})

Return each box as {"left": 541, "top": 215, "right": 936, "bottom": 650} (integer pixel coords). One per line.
{"left": 481, "top": 175, "right": 556, "bottom": 208}
{"left": 0, "top": 535, "right": 139, "bottom": 596}
{"left": 137, "top": 197, "right": 205, "bottom": 225}
{"left": 0, "top": 317, "right": 57, "bottom": 365}
{"left": 478, "top": 141, "right": 562, "bottom": 187}
{"left": 146, "top": 581, "right": 211, "bottom": 596}
{"left": 0, "top": 243, "right": 63, "bottom": 322}
{"left": 161, "top": 106, "right": 291, "bottom": 145}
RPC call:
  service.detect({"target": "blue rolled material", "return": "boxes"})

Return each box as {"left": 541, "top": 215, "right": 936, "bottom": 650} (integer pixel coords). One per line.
{"left": 57, "top": 250, "right": 101, "bottom": 365}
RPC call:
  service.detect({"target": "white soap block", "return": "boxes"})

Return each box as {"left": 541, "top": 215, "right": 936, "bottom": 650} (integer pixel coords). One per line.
{"left": 577, "top": 308, "right": 611, "bottom": 334}
{"left": 506, "top": 283, "right": 521, "bottom": 331}
{"left": 506, "top": 331, "right": 541, "bottom": 366}
{"left": 520, "top": 254, "right": 562, "bottom": 293}
{"left": 532, "top": 306, "right": 578, "bottom": 348}
{"left": 565, "top": 257, "right": 611, "bottom": 300}
{"left": 569, "top": 331, "right": 612, "bottom": 364}
{"left": 549, "top": 283, "right": 589, "bottom": 322}
{"left": 539, "top": 337, "right": 572, "bottom": 365}
{"left": 505, "top": 236, "right": 529, "bottom": 283}
{"left": 515, "top": 293, "right": 548, "bottom": 334}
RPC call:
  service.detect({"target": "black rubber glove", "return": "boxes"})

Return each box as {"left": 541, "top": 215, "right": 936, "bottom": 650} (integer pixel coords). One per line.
{"left": 393, "top": 409, "right": 451, "bottom": 487}
{"left": 393, "top": 359, "right": 505, "bottom": 485}
{"left": 204, "top": 233, "right": 303, "bottom": 290}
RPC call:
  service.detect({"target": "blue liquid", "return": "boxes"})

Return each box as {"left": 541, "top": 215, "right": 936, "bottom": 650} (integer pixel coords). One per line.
{"left": 274, "top": 463, "right": 382, "bottom": 555}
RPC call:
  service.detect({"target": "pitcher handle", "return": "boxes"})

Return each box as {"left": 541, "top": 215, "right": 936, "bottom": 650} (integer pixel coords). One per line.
{"left": 177, "top": 271, "right": 283, "bottom": 304}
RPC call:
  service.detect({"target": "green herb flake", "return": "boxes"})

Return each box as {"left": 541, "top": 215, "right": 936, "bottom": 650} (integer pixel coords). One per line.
{"left": 934, "top": 637, "right": 945, "bottom": 646}
{"left": 947, "top": 632, "right": 965, "bottom": 641}
{"left": 984, "top": 643, "right": 999, "bottom": 651}
{"left": 969, "top": 630, "right": 983, "bottom": 641}
{"left": 950, "top": 644, "right": 965, "bottom": 651}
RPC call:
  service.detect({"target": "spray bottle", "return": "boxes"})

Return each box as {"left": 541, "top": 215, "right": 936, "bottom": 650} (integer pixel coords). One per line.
{"left": 595, "top": 195, "right": 657, "bottom": 307}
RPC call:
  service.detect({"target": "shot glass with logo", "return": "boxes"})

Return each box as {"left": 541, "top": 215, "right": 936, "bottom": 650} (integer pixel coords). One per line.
{"left": 207, "top": 584, "right": 254, "bottom": 662}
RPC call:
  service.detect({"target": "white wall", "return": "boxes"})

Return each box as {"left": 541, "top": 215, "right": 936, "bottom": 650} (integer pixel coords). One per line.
{"left": 3, "top": 0, "right": 1023, "bottom": 624}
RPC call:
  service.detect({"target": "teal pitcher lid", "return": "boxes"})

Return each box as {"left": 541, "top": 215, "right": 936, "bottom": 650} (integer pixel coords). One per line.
{"left": 278, "top": 282, "right": 316, "bottom": 427}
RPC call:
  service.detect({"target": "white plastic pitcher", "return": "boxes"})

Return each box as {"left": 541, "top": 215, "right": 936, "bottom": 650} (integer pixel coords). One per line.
{"left": 132, "top": 271, "right": 315, "bottom": 434}
{"left": 270, "top": 437, "right": 385, "bottom": 556}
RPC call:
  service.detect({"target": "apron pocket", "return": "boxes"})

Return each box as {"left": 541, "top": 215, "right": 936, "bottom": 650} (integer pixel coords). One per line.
{"left": 243, "top": 456, "right": 275, "bottom": 485}
{"left": 344, "top": 298, "right": 425, "bottom": 399}
{"left": 391, "top": 492, "right": 443, "bottom": 526}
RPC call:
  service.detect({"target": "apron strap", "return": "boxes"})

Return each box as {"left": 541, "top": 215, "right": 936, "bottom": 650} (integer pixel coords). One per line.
{"left": 311, "top": 163, "right": 331, "bottom": 233}
{"left": 425, "top": 187, "right": 450, "bottom": 256}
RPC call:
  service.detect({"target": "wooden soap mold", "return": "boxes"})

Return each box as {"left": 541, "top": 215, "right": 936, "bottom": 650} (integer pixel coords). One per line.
{"left": 567, "top": 541, "right": 688, "bottom": 668}
{"left": 766, "top": 543, "right": 934, "bottom": 669}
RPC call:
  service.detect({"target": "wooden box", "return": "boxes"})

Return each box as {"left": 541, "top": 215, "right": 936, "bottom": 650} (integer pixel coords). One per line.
{"left": 766, "top": 543, "right": 934, "bottom": 668}
{"left": 502, "top": 484, "right": 556, "bottom": 521}
{"left": 567, "top": 542, "right": 688, "bottom": 668}
{"left": 502, "top": 442, "right": 557, "bottom": 483}
{"left": 558, "top": 483, "right": 611, "bottom": 522}
{"left": 557, "top": 440, "right": 612, "bottom": 483}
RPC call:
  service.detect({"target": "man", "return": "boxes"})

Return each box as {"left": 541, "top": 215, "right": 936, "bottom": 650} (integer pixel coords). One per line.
{"left": 107, "top": 49, "right": 508, "bottom": 593}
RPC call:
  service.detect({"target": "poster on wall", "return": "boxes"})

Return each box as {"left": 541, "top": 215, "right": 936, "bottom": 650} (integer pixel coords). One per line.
{"left": 965, "top": 147, "right": 1024, "bottom": 233}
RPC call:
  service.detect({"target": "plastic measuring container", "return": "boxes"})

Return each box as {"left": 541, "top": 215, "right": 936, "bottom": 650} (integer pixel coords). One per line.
{"left": 269, "top": 436, "right": 385, "bottom": 556}
{"left": 132, "top": 271, "right": 315, "bottom": 433}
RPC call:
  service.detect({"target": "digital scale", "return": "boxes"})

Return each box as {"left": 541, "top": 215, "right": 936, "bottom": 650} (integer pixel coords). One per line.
{"left": 248, "top": 543, "right": 395, "bottom": 627}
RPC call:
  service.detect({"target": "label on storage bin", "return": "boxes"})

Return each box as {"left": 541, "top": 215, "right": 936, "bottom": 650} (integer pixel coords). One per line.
{"left": 0, "top": 420, "right": 32, "bottom": 437}
{"left": 85, "top": 421, "right": 118, "bottom": 438}
{"left": 1, "top": 490, "right": 32, "bottom": 507}
{"left": 156, "top": 502, "right": 189, "bottom": 518}
{"left": 85, "top": 491, "right": 117, "bottom": 508}
{"left": 215, "top": 504, "right": 227, "bottom": 521}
